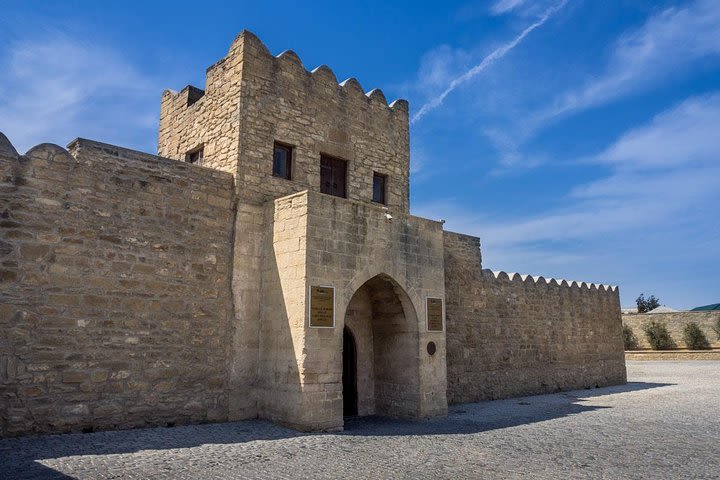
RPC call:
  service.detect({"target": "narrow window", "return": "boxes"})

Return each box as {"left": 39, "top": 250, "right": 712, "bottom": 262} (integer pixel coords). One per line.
{"left": 186, "top": 146, "right": 204, "bottom": 165}
{"left": 372, "top": 172, "right": 387, "bottom": 204}
{"left": 273, "top": 143, "right": 292, "bottom": 180}
{"left": 320, "top": 155, "right": 347, "bottom": 198}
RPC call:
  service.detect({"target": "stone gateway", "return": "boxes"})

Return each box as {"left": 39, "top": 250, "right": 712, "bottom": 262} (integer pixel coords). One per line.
{"left": 0, "top": 31, "right": 626, "bottom": 437}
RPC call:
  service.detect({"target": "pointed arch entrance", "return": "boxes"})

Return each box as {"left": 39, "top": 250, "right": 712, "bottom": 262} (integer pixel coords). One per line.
{"left": 342, "top": 274, "right": 420, "bottom": 418}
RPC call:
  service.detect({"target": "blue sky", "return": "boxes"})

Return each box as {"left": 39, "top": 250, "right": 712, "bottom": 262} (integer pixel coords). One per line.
{"left": 1, "top": 0, "right": 718, "bottom": 309}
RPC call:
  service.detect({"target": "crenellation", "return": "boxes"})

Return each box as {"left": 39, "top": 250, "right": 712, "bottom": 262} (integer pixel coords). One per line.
{"left": 485, "top": 268, "right": 618, "bottom": 292}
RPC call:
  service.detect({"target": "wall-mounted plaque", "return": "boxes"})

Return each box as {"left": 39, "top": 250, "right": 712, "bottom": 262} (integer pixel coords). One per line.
{"left": 309, "top": 286, "right": 335, "bottom": 328}
{"left": 427, "top": 297, "right": 444, "bottom": 332}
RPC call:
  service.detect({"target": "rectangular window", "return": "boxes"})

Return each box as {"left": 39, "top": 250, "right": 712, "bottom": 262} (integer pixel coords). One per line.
{"left": 320, "top": 155, "right": 347, "bottom": 198}
{"left": 372, "top": 172, "right": 387, "bottom": 204}
{"left": 186, "top": 146, "right": 204, "bottom": 165}
{"left": 273, "top": 143, "right": 292, "bottom": 180}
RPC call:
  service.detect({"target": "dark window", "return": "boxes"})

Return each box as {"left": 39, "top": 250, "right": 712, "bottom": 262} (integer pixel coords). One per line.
{"left": 273, "top": 143, "right": 292, "bottom": 180}
{"left": 186, "top": 147, "right": 204, "bottom": 165}
{"left": 372, "top": 172, "right": 387, "bottom": 204}
{"left": 320, "top": 155, "right": 347, "bottom": 198}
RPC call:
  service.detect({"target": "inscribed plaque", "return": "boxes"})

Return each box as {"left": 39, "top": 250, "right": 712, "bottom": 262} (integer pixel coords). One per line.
{"left": 427, "top": 297, "right": 444, "bottom": 332}
{"left": 309, "top": 286, "right": 335, "bottom": 327}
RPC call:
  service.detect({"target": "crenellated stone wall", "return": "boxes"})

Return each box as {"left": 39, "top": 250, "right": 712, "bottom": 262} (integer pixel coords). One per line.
{"left": 1, "top": 29, "right": 628, "bottom": 438}
{"left": 0, "top": 135, "right": 237, "bottom": 436}
{"left": 443, "top": 231, "right": 627, "bottom": 404}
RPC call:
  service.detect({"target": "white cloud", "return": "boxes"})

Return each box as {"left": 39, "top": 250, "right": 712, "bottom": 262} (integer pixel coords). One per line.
{"left": 413, "top": 92, "right": 720, "bottom": 297}
{"left": 412, "top": 0, "right": 568, "bottom": 123}
{"left": 415, "top": 45, "right": 471, "bottom": 95}
{"left": 587, "top": 94, "right": 720, "bottom": 171}
{"left": 0, "top": 33, "right": 160, "bottom": 153}
{"left": 490, "top": 0, "right": 528, "bottom": 15}
{"left": 536, "top": 0, "right": 720, "bottom": 124}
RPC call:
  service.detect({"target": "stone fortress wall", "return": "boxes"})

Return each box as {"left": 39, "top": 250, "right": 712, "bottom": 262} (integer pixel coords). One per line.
{"left": 443, "top": 231, "right": 626, "bottom": 403}
{"left": 622, "top": 311, "right": 720, "bottom": 349}
{"left": 0, "top": 135, "right": 236, "bottom": 436}
{"left": 1, "top": 30, "right": 626, "bottom": 437}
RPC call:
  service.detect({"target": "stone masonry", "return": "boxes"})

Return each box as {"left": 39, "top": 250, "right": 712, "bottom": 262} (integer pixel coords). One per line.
{"left": 0, "top": 30, "right": 626, "bottom": 437}
{"left": 0, "top": 137, "right": 235, "bottom": 436}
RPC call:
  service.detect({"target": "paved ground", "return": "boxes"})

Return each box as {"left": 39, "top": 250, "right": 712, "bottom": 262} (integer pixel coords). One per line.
{"left": 2, "top": 361, "right": 719, "bottom": 479}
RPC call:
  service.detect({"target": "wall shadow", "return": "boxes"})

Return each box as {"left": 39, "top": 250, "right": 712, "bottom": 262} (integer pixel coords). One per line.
{"left": 341, "top": 381, "right": 673, "bottom": 437}
{"left": 0, "top": 420, "right": 306, "bottom": 479}
{"left": 1, "top": 381, "right": 672, "bottom": 478}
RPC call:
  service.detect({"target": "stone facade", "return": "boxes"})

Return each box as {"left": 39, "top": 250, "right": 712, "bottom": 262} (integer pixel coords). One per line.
{"left": 0, "top": 30, "right": 626, "bottom": 437}
{"left": 443, "top": 232, "right": 627, "bottom": 403}
{"left": 623, "top": 311, "right": 720, "bottom": 349}
{"left": 0, "top": 137, "right": 235, "bottom": 436}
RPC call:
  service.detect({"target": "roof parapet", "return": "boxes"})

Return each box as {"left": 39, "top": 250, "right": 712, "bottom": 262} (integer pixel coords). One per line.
{"left": 483, "top": 269, "right": 618, "bottom": 292}
{"left": 229, "top": 29, "right": 407, "bottom": 112}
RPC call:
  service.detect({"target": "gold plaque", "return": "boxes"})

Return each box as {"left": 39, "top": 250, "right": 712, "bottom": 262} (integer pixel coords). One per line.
{"left": 427, "top": 297, "right": 443, "bottom": 332}
{"left": 309, "top": 286, "right": 335, "bottom": 328}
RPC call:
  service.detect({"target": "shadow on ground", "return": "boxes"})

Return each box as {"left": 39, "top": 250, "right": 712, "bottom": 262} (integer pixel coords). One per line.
{"left": 343, "top": 381, "right": 672, "bottom": 436}
{"left": 0, "top": 381, "right": 671, "bottom": 479}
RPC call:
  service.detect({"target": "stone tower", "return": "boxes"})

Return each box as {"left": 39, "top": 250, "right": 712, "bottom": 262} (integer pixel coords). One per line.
{"left": 159, "top": 30, "right": 410, "bottom": 212}
{"left": 158, "top": 30, "right": 448, "bottom": 430}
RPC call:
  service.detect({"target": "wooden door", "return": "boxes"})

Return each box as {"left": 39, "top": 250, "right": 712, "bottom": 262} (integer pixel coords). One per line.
{"left": 320, "top": 155, "right": 347, "bottom": 198}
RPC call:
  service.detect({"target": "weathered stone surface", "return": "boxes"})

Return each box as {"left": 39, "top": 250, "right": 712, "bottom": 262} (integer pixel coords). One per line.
{"left": 0, "top": 138, "right": 235, "bottom": 437}
{"left": 443, "top": 231, "right": 627, "bottom": 403}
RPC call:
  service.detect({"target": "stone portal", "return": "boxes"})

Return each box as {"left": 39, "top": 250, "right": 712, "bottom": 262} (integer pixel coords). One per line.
{"left": 343, "top": 274, "right": 421, "bottom": 419}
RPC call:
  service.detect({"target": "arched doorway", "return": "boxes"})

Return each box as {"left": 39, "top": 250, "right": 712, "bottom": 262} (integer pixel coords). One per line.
{"left": 342, "top": 327, "right": 358, "bottom": 416}
{"left": 342, "top": 274, "right": 420, "bottom": 418}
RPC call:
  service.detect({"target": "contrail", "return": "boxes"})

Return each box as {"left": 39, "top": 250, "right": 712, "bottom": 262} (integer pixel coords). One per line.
{"left": 411, "top": 0, "right": 568, "bottom": 124}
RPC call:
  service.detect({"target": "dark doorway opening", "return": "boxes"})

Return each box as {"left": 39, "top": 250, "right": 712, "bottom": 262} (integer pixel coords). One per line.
{"left": 342, "top": 326, "right": 358, "bottom": 416}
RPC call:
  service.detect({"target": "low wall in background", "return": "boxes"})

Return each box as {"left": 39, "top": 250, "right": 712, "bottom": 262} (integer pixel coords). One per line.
{"left": 623, "top": 311, "right": 720, "bottom": 349}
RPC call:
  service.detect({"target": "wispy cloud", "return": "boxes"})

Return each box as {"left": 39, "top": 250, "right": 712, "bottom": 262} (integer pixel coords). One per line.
{"left": 535, "top": 0, "right": 720, "bottom": 126}
{"left": 0, "top": 33, "right": 160, "bottom": 153}
{"left": 585, "top": 93, "right": 720, "bottom": 171}
{"left": 490, "top": 0, "right": 528, "bottom": 16}
{"left": 413, "top": 92, "right": 720, "bottom": 300}
{"left": 411, "top": 0, "right": 568, "bottom": 124}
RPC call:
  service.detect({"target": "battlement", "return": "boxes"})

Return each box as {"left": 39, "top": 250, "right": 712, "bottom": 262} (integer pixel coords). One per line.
{"left": 159, "top": 29, "right": 411, "bottom": 212}
{"left": 229, "top": 30, "right": 408, "bottom": 112}
{"left": 483, "top": 269, "right": 618, "bottom": 292}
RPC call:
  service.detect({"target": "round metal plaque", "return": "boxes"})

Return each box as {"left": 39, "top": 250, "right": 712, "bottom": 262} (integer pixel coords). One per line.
{"left": 427, "top": 341, "right": 437, "bottom": 356}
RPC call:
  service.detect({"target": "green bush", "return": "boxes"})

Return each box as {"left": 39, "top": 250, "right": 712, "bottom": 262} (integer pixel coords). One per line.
{"left": 642, "top": 321, "right": 675, "bottom": 350}
{"left": 622, "top": 325, "right": 639, "bottom": 350}
{"left": 683, "top": 322, "right": 710, "bottom": 350}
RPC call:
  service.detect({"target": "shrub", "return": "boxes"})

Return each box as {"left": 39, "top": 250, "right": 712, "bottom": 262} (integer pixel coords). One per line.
{"left": 622, "top": 325, "right": 639, "bottom": 350}
{"left": 683, "top": 322, "right": 710, "bottom": 350}
{"left": 642, "top": 321, "right": 675, "bottom": 350}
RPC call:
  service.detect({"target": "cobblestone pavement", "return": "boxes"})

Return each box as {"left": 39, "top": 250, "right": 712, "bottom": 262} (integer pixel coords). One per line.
{"left": 2, "top": 361, "right": 719, "bottom": 479}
